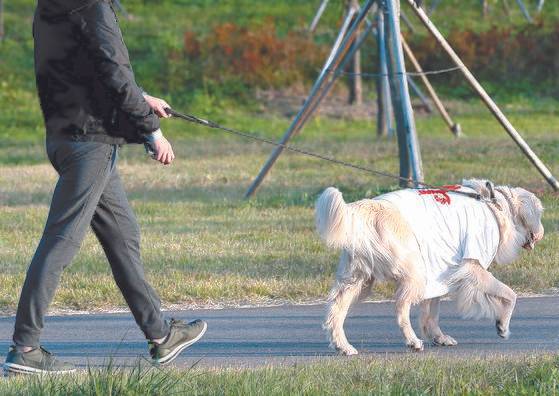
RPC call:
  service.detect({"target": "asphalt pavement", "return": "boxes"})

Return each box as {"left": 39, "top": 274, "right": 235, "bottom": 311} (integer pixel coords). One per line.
{"left": 1, "top": 297, "right": 557, "bottom": 369}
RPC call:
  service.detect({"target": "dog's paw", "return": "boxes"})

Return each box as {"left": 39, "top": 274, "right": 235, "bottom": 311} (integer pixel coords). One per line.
{"left": 433, "top": 334, "right": 458, "bottom": 346}
{"left": 338, "top": 345, "right": 359, "bottom": 356}
{"left": 406, "top": 339, "right": 424, "bottom": 352}
{"left": 496, "top": 321, "right": 510, "bottom": 339}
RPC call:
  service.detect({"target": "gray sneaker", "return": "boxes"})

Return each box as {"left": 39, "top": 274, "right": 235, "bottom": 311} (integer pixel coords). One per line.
{"left": 3, "top": 346, "right": 76, "bottom": 375}
{"left": 149, "top": 319, "right": 207, "bottom": 365}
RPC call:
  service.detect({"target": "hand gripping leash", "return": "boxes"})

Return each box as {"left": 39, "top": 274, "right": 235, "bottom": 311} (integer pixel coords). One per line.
{"left": 161, "top": 107, "right": 485, "bottom": 201}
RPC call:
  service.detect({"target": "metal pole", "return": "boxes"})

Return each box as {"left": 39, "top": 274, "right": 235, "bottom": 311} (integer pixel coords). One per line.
{"left": 401, "top": 36, "right": 461, "bottom": 136}
{"left": 309, "top": 0, "right": 330, "bottom": 33}
{"left": 384, "top": 0, "right": 423, "bottom": 186}
{"left": 407, "top": 0, "right": 559, "bottom": 191}
{"left": 514, "top": 0, "right": 533, "bottom": 22}
{"left": 376, "top": 11, "right": 394, "bottom": 137}
{"left": 406, "top": 75, "right": 433, "bottom": 113}
{"left": 400, "top": 10, "right": 416, "bottom": 33}
{"left": 299, "top": 21, "right": 375, "bottom": 130}
{"left": 245, "top": 0, "right": 377, "bottom": 198}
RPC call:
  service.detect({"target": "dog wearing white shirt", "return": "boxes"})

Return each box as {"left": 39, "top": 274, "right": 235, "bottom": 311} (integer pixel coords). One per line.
{"left": 316, "top": 179, "right": 544, "bottom": 355}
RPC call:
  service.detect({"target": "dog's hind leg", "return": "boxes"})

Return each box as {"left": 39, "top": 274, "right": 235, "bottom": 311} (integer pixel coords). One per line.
{"left": 420, "top": 298, "right": 457, "bottom": 346}
{"left": 395, "top": 282, "right": 424, "bottom": 351}
{"left": 324, "top": 279, "right": 364, "bottom": 356}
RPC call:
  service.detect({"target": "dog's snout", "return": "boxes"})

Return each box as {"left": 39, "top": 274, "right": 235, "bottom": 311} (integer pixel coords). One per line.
{"left": 535, "top": 225, "right": 544, "bottom": 242}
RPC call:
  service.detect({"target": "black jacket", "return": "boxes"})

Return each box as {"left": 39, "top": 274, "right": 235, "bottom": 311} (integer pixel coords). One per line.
{"left": 34, "top": 0, "right": 159, "bottom": 144}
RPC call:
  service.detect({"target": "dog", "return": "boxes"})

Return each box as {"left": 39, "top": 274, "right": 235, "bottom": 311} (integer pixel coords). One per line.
{"left": 315, "top": 179, "right": 544, "bottom": 355}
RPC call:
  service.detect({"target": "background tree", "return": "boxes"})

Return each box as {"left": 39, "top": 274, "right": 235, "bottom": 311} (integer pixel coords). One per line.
{"left": 346, "top": 0, "right": 363, "bottom": 105}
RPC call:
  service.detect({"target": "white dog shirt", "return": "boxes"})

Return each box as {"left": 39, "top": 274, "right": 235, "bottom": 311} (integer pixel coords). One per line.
{"left": 375, "top": 185, "right": 500, "bottom": 299}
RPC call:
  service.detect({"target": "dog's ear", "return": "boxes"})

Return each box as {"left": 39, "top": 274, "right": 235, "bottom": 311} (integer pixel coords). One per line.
{"left": 510, "top": 188, "right": 545, "bottom": 241}
{"left": 485, "top": 181, "right": 503, "bottom": 210}
{"left": 485, "top": 181, "right": 496, "bottom": 200}
{"left": 462, "top": 178, "right": 492, "bottom": 199}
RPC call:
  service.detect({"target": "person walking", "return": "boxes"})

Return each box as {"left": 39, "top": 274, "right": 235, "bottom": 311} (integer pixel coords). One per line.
{"left": 3, "top": 0, "right": 206, "bottom": 375}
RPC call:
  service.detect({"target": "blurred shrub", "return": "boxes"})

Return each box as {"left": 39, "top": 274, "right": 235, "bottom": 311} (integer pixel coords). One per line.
{"left": 407, "top": 23, "right": 559, "bottom": 96}
{"left": 160, "top": 21, "right": 559, "bottom": 101}
{"left": 162, "top": 21, "right": 328, "bottom": 102}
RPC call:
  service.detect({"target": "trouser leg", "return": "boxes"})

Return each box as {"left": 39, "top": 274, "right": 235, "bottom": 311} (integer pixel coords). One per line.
{"left": 90, "top": 167, "right": 169, "bottom": 340}
{"left": 13, "top": 140, "right": 116, "bottom": 347}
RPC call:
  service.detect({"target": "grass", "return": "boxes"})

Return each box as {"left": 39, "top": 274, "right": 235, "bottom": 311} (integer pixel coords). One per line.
{"left": 0, "top": 0, "right": 558, "bottom": 313}
{"left": 0, "top": 104, "right": 558, "bottom": 313}
{"left": 2, "top": 354, "right": 559, "bottom": 395}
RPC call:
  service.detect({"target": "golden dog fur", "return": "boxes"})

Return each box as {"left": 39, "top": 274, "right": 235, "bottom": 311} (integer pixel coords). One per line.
{"left": 315, "top": 179, "right": 544, "bottom": 355}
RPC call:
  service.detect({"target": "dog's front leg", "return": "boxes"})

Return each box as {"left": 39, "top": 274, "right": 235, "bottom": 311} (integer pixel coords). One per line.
{"left": 479, "top": 272, "right": 517, "bottom": 339}
{"left": 420, "top": 298, "right": 457, "bottom": 346}
{"left": 396, "top": 296, "right": 423, "bottom": 351}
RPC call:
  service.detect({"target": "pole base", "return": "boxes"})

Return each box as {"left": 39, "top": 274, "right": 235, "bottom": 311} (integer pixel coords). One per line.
{"left": 451, "top": 123, "right": 462, "bottom": 137}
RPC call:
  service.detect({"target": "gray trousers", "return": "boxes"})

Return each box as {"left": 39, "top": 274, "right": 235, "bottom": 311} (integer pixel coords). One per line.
{"left": 13, "top": 138, "right": 169, "bottom": 347}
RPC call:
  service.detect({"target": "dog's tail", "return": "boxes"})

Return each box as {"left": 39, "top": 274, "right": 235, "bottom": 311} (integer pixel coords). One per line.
{"left": 315, "top": 187, "right": 352, "bottom": 249}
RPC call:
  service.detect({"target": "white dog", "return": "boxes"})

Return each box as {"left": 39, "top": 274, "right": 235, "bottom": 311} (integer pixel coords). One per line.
{"left": 315, "top": 179, "right": 544, "bottom": 355}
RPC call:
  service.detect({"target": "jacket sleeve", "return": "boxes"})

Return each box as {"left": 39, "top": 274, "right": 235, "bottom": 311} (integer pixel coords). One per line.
{"left": 73, "top": 0, "right": 159, "bottom": 137}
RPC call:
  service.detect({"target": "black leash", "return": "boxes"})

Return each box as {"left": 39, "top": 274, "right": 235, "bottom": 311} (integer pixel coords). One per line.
{"left": 163, "top": 107, "right": 484, "bottom": 201}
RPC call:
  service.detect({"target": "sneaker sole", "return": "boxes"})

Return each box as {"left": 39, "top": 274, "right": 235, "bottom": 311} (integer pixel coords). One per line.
{"left": 3, "top": 362, "right": 76, "bottom": 375}
{"left": 154, "top": 321, "right": 208, "bottom": 366}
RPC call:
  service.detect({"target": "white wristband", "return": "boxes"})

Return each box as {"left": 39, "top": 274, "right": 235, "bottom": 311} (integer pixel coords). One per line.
{"left": 145, "top": 129, "right": 163, "bottom": 143}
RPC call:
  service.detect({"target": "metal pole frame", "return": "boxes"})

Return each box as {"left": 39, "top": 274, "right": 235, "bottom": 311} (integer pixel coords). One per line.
{"left": 318, "top": 6, "right": 358, "bottom": 82}
{"left": 406, "top": 0, "right": 559, "bottom": 191}
{"left": 406, "top": 75, "right": 433, "bottom": 113}
{"left": 514, "top": 0, "right": 533, "bottom": 22}
{"left": 399, "top": 9, "right": 416, "bottom": 33}
{"left": 297, "top": 20, "right": 376, "bottom": 134}
{"left": 537, "top": 0, "right": 545, "bottom": 14}
{"left": 245, "top": 0, "right": 378, "bottom": 198}
{"left": 384, "top": 0, "right": 423, "bottom": 186}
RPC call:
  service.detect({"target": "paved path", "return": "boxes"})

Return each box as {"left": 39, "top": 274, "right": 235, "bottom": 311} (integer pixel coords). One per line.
{"left": 1, "top": 297, "right": 558, "bottom": 368}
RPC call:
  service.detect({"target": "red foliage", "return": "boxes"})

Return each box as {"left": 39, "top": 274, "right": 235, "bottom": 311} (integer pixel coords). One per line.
{"left": 182, "top": 22, "right": 328, "bottom": 89}
{"left": 409, "top": 23, "right": 559, "bottom": 89}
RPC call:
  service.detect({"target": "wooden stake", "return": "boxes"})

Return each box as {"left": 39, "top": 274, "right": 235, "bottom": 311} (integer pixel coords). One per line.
{"left": 481, "top": 0, "right": 489, "bottom": 18}
{"left": 376, "top": 11, "right": 394, "bottom": 137}
{"left": 401, "top": 36, "right": 461, "bottom": 136}
{"left": 309, "top": 0, "right": 330, "bottom": 33}
{"left": 347, "top": 0, "right": 363, "bottom": 105}
{"left": 407, "top": 0, "right": 559, "bottom": 191}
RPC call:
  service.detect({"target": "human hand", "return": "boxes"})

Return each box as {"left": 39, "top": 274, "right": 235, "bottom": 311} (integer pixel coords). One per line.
{"left": 143, "top": 94, "right": 172, "bottom": 118}
{"left": 151, "top": 135, "right": 175, "bottom": 165}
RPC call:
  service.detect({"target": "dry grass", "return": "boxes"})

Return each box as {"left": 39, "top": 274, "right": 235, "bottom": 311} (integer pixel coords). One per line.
{"left": 0, "top": 108, "right": 558, "bottom": 313}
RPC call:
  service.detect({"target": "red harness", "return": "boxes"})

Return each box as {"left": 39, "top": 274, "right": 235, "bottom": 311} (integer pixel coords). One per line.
{"left": 418, "top": 185, "right": 461, "bottom": 205}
